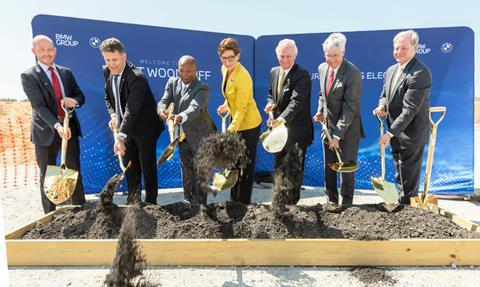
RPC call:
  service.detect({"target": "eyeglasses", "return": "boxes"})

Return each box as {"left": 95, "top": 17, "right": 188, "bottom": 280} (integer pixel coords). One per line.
{"left": 220, "top": 55, "right": 236, "bottom": 62}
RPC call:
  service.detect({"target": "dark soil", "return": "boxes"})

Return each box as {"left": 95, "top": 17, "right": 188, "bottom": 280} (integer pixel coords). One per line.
{"left": 104, "top": 205, "right": 152, "bottom": 287}
{"left": 351, "top": 267, "right": 396, "bottom": 286}
{"left": 194, "top": 132, "right": 248, "bottom": 196}
{"left": 22, "top": 201, "right": 480, "bottom": 240}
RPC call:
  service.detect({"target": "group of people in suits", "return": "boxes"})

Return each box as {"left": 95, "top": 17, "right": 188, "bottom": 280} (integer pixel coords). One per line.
{"left": 21, "top": 28, "right": 432, "bottom": 214}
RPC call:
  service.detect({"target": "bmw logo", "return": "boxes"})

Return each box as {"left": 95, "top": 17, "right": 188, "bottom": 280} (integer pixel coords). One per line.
{"left": 441, "top": 42, "right": 453, "bottom": 53}
{"left": 89, "top": 37, "right": 101, "bottom": 48}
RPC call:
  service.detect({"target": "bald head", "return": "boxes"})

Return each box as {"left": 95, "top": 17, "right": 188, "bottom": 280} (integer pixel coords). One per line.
{"left": 178, "top": 55, "right": 196, "bottom": 68}
{"left": 31, "top": 34, "right": 56, "bottom": 67}
{"left": 178, "top": 55, "right": 197, "bottom": 84}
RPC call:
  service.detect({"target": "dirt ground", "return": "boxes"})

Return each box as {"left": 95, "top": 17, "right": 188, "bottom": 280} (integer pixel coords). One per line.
{"left": 21, "top": 201, "right": 479, "bottom": 241}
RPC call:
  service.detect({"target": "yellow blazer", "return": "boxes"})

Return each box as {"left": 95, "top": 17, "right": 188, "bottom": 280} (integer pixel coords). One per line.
{"left": 221, "top": 62, "right": 262, "bottom": 132}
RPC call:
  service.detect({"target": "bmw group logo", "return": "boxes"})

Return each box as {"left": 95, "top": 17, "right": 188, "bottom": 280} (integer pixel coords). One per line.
{"left": 441, "top": 42, "right": 453, "bottom": 53}
{"left": 89, "top": 37, "right": 101, "bottom": 48}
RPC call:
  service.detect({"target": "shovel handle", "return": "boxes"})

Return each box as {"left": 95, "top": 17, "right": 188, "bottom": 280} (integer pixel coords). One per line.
{"left": 429, "top": 106, "right": 446, "bottom": 127}
{"left": 60, "top": 105, "right": 73, "bottom": 167}
{"left": 218, "top": 110, "right": 230, "bottom": 133}
{"left": 422, "top": 107, "right": 446, "bottom": 203}
{"left": 375, "top": 114, "right": 386, "bottom": 179}
{"left": 321, "top": 121, "right": 344, "bottom": 165}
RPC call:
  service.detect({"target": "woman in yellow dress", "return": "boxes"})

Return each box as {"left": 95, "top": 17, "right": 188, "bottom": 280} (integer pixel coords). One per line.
{"left": 217, "top": 37, "right": 262, "bottom": 204}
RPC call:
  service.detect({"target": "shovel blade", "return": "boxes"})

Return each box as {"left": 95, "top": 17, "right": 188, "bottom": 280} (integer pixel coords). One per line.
{"left": 157, "top": 133, "right": 185, "bottom": 165}
{"left": 261, "top": 123, "right": 288, "bottom": 153}
{"left": 44, "top": 165, "right": 78, "bottom": 204}
{"left": 371, "top": 176, "right": 399, "bottom": 204}
{"left": 212, "top": 169, "right": 239, "bottom": 191}
{"left": 328, "top": 161, "right": 358, "bottom": 173}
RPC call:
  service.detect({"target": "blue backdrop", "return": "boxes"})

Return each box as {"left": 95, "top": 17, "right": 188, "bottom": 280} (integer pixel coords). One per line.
{"left": 255, "top": 28, "right": 474, "bottom": 195}
{"left": 31, "top": 15, "right": 474, "bottom": 195}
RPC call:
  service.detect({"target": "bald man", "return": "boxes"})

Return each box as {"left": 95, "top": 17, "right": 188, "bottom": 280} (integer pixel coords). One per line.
{"left": 21, "top": 34, "right": 86, "bottom": 213}
{"left": 158, "top": 56, "right": 216, "bottom": 205}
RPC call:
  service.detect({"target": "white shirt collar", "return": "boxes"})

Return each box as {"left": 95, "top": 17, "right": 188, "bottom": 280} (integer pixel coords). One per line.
{"left": 38, "top": 61, "right": 56, "bottom": 74}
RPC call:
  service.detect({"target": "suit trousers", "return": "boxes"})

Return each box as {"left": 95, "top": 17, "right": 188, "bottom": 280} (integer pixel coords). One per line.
{"left": 323, "top": 138, "right": 359, "bottom": 206}
{"left": 391, "top": 145, "right": 425, "bottom": 204}
{"left": 35, "top": 123, "right": 85, "bottom": 214}
{"left": 124, "top": 136, "right": 158, "bottom": 204}
{"left": 179, "top": 139, "right": 207, "bottom": 205}
{"left": 274, "top": 144, "right": 307, "bottom": 205}
{"left": 230, "top": 125, "right": 261, "bottom": 204}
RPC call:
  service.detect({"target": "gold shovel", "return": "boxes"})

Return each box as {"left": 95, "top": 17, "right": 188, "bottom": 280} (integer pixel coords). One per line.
{"left": 157, "top": 103, "right": 185, "bottom": 165}
{"left": 321, "top": 121, "right": 358, "bottom": 173}
{"left": 212, "top": 110, "right": 239, "bottom": 191}
{"left": 370, "top": 114, "right": 399, "bottom": 206}
{"left": 44, "top": 105, "right": 78, "bottom": 204}
{"left": 259, "top": 111, "right": 288, "bottom": 153}
{"left": 411, "top": 106, "right": 447, "bottom": 210}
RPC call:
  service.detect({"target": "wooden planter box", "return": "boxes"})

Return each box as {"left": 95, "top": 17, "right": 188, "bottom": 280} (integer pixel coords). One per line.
{"left": 5, "top": 205, "right": 480, "bottom": 266}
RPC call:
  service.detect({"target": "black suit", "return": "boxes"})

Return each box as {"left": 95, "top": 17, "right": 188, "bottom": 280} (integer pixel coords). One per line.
{"left": 267, "top": 63, "right": 313, "bottom": 204}
{"left": 21, "top": 63, "right": 86, "bottom": 213}
{"left": 104, "top": 61, "right": 164, "bottom": 204}
{"left": 317, "top": 59, "right": 364, "bottom": 206}
{"left": 379, "top": 56, "right": 431, "bottom": 204}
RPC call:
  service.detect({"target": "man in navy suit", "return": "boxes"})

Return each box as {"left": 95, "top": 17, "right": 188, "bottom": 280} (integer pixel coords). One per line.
{"left": 21, "top": 35, "right": 86, "bottom": 213}
{"left": 100, "top": 38, "right": 164, "bottom": 204}
{"left": 373, "top": 30, "right": 432, "bottom": 204}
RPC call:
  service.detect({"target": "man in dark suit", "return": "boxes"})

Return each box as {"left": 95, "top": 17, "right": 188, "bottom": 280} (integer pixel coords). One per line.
{"left": 21, "top": 35, "right": 86, "bottom": 213}
{"left": 314, "top": 33, "right": 364, "bottom": 209}
{"left": 265, "top": 39, "right": 313, "bottom": 205}
{"left": 158, "top": 56, "right": 216, "bottom": 205}
{"left": 100, "top": 38, "right": 163, "bottom": 204}
{"left": 373, "top": 30, "right": 431, "bottom": 204}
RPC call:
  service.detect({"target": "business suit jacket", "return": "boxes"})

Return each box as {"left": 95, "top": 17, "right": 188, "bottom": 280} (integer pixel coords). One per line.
{"left": 158, "top": 77, "right": 216, "bottom": 150}
{"left": 317, "top": 59, "right": 364, "bottom": 143}
{"left": 21, "top": 64, "right": 84, "bottom": 146}
{"left": 267, "top": 63, "right": 313, "bottom": 150}
{"left": 104, "top": 61, "right": 163, "bottom": 143}
{"left": 221, "top": 62, "right": 262, "bottom": 132}
{"left": 378, "top": 56, "right": 431, "bottom": 150}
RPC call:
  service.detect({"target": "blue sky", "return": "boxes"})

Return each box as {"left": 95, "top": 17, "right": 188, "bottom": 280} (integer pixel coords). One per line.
{"left": 1, "top": 0, "right": 479, "bottom": 99}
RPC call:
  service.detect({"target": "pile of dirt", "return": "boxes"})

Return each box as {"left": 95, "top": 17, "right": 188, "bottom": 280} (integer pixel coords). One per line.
{"left": 22, "top": 201, "right": 480, "bottom": 240}
{"left": 351, "top": 267, "right": 396, "bottom": 287}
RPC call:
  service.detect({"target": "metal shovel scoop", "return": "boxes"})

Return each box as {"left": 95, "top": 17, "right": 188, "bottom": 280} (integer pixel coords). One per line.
{"left": 411, "top": 106, "right": 446, "bottom": 210}
{"left": 44, "top": 105, "right": 78, "bottom": 204}
{"left": 320, "top": 121, "right": 358, "bottom": 173}
{"left": 157, "top": 103, "right": 185, "bottom": 165}
{"left": 212, "top": 110, "right": 239, "bottom": 191}
{"left": 371, "top": 114, "right": 399, "bottom": 206}
{"left": 260, "top": 111, "right": 288, "bottom": 153}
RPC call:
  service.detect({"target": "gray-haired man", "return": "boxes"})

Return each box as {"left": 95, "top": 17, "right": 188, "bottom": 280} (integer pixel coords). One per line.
{"left": 314, "top": 33, "right": 364, "bottom": 209}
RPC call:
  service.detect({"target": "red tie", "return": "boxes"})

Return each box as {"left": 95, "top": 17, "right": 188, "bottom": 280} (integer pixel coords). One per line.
{"left": 326, "top": 69, "right": 335, "bottom": 96}
{"left": 48, "top": 67, "right": 65, "bottom": 120}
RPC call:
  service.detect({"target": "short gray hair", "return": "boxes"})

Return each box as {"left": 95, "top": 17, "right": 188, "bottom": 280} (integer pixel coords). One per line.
{"left": 275, "top": 39, "right": 298, "bottom": 56}
{"left": 178, "top": 55, "right": 196, "bottom": 67}
{"left": 393, "top": 30, "right": 419, "bottom": 46}
{"left": 32, "top": 35, "right": 53, "bottom": 47}
{"left": 322, "top": 33, "right": 347, "bottom": 52}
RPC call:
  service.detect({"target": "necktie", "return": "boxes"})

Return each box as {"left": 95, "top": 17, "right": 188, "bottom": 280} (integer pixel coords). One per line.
{"left": 113, "top": 75, "right": 122, "bottom": 128}
{"left": 48, "top": 67, "right": 65, "bottom": 120}
{"left": 181, "top": 84, "right": 188, "bottom": 96}
{"left": 390, "top": 65, "right": 404, "bottom": 95}
{"left": 277, "top": 70, "right": 285, "bottom": 96}
{"left": 326, "top": 68, "right": 335, "bottom": 96}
